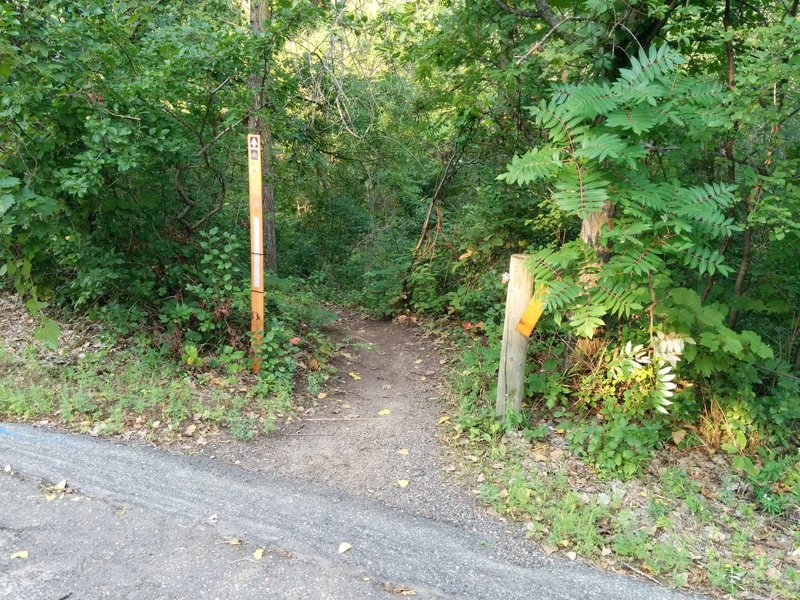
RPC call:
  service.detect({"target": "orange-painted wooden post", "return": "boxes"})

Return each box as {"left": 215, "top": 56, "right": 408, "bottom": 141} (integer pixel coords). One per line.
{"left": 248, "top": 134, "right": 264, "bottom": 373}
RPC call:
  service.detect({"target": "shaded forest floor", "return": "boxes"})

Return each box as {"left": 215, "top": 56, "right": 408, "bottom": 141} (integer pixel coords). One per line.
{"left": 1, "top": 294, "right": 799, "bottom": 598}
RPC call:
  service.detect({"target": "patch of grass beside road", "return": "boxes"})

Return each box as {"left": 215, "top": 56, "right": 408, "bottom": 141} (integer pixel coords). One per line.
{"left": 442, "top": 416, "right": 800, "bottom": 599}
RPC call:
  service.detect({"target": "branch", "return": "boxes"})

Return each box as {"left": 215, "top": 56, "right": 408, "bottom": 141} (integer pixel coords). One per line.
{"left": 493, "top": 0, "right": 540, "bottom": 19}
{"left": 515, "top": 17, "right": 585, "bottom": 64}
{"left": 197, "top": 112, "right": 252, "bottom": 157}
{"left": 531, "top": 0, "right": 563, "bottom": 29}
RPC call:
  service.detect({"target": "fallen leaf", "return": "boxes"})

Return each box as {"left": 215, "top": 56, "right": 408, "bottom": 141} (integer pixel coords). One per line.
{"left": 338, "top": 542, "right": 352, "bottom": 554}
{"left": 341, "top": 352, "right": 353, "bottom": 360}
{"left": 378, "top": 409, "right": 391, "bottom": 416}
{"left": 317, "top": 392, "right": 328, "bottom": 400}
{"left": 414, "top": 358, "right": 423, "bottom": 364}
{"left": 184, "top": 424, "right": 197, "bottom": 437}
{"left": 227, "top": 538, "right": 242, "bottom": 545}
{"left": 601, "top": 547, "right": 612, "bottom": 557}
{"left": 348, "top": 372, "right": 362, "bottom": 381}
{"left": 437, "top": 416, "right": 451, "bottom": 424}
{"left": 53, "top": 480, "right": 67, "bottom": 491}
{"left": 208, "top": 513, "right": 218, "bottom": 523}
{"left": 385, "top": 582, "right": 417, "bottom": 595}
{"left": 10, "top": 551, "right": 28, "bottom": 560}
{"left": 398, "top": 448, "right": 409, "bottom": 456}
{"left": 3, "top": 465, "right": 10, "bottom": 473}
{"left": 566, "top": 551, "right": 577, "bottom": 560}
{"left": 45, "top": 493, "right": 57, "bottom": 501}
{"left": 253, "top": 548, "right": 265, "bottom": 560}
{"left": 397, "top": 480, "right": 410, "bottom": 488}
{"left": 672, "top": 429, "right": 687, "bottom": 445}
{"left": 341, "top": 403, "right": 351, "bottom": 409}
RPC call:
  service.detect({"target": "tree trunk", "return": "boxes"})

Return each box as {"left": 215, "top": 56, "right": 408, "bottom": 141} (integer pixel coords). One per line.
{"left": 249, "top": 0, "right": 277, "bottom": 272}
{"left": 580, "top": 202, "right": 613, "bottom": 264}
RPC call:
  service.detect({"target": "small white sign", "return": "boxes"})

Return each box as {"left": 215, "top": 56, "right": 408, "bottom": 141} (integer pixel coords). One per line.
{"left": 253, "top": 254, "right": 262, "bottom": 289}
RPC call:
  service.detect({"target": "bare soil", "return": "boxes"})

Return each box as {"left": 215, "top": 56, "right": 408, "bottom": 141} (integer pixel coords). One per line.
{"left": 201, "top": 311, "right": 549, "bottom": 567}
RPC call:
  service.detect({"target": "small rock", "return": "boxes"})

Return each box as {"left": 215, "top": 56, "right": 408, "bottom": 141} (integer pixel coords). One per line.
{"left": 566, "top": 551, "right": 577, "bottom": 560}
{"left": 550, "top": 449, "right": 565, "bottom": 461}
{"left": 705, "top": 526, "right": 729, "bottom": 543}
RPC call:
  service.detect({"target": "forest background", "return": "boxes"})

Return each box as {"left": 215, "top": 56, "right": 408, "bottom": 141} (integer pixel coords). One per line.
{"left": 1, "top": 0, "right": 800, "bottom": 595}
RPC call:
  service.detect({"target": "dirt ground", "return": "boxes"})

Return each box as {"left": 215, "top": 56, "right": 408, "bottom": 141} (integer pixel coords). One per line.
{"left": 201, "top": 311, "right": 547, "bottom": 566}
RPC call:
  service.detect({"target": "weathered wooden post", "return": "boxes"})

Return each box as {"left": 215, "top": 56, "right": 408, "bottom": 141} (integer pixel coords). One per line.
{"left": 496, "top": 254, "right": 533, "bottom": 416}
{"left": 248, "top": 134, "right": 264, "bottom": 374}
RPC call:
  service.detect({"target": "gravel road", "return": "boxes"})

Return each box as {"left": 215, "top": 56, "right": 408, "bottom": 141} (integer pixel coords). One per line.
{"left": 0, "top": 423, "right": 697, "bottom": 599}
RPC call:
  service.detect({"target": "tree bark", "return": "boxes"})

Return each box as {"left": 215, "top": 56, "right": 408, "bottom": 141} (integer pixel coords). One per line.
{"left": 702, "top": 0, "right": 738, "bottom": 304}
{"left": 249, "top": 0, "right": 277, "bottom": 272}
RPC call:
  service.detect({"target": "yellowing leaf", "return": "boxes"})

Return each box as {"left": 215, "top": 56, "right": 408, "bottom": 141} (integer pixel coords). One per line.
{"left": 437, "top": 416, "right": 451, "bottom": 424}
{"left": 397, "top": 448, "right": 409, "bottom": 456}
{"left": 253, "top": 548, "right": 265, "bottom": 560}
{"left": 227, "top": 538, "right": 242, "bottom": 545}
{"left": 338, "top": 542, "right": 352, "bottom": 554}
{"left": 414, "top": 358, "right": 423, "bottom": 364}
{"left": 458, "top": 248, "right": 474, "bottom": 261}
{"left": 397, "top": 480, "right": 410, "bottom": 488}
{"left": 317, "top": 392, "right": 328, "bottom": 400}
{"left": 10, "top": 551, "right": 28, "bottom": 560}
{"left": 348, "top": 372, "right": 362, "bottom": 381}
{"left": 378, "top": 409, "right": 391, "bottom": 416}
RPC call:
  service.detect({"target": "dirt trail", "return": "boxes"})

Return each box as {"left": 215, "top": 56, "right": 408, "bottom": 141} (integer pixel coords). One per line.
{"left": 207, "top": 312, "right": 544, "bottom": 566}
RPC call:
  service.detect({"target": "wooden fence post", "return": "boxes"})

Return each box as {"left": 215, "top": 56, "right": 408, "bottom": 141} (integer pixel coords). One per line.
{"left": 496, "top": 254, "right": 533, "bottom": 417}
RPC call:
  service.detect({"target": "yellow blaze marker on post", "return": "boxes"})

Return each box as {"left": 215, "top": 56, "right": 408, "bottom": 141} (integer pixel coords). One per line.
{"left": 248, "top": 134, "right": 264, "bottom": 373}
{"left": 515, "top": 283, "right": 547, "bottom": 338}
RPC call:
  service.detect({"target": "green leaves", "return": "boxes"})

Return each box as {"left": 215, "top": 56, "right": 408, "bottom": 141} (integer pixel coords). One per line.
{"left": 33, "top": 317, "right": 60, "bottom": 348}
{"left": 553, "top": 164, "right": 610, "bottom": 217}
{"left": 498, "top": 148, "right": 561, "bottom": 185}
{"left": 574, "top": 133, "right": 627, "bottom": 162}
{"left": 0, "top": 171, "right": 20, "bottom": 219}
{"left": 604, "top": 106, "right": 663, "bottom": 134}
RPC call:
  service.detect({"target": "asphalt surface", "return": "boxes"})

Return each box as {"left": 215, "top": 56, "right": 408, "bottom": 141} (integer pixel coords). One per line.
{"left": 0, "top": 424, "right": 696, "bottom": 599}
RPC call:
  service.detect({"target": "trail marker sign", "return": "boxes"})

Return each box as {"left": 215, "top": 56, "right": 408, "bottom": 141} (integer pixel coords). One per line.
{"left": 248, "top": 134, "right": 264, "bottom": 373}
